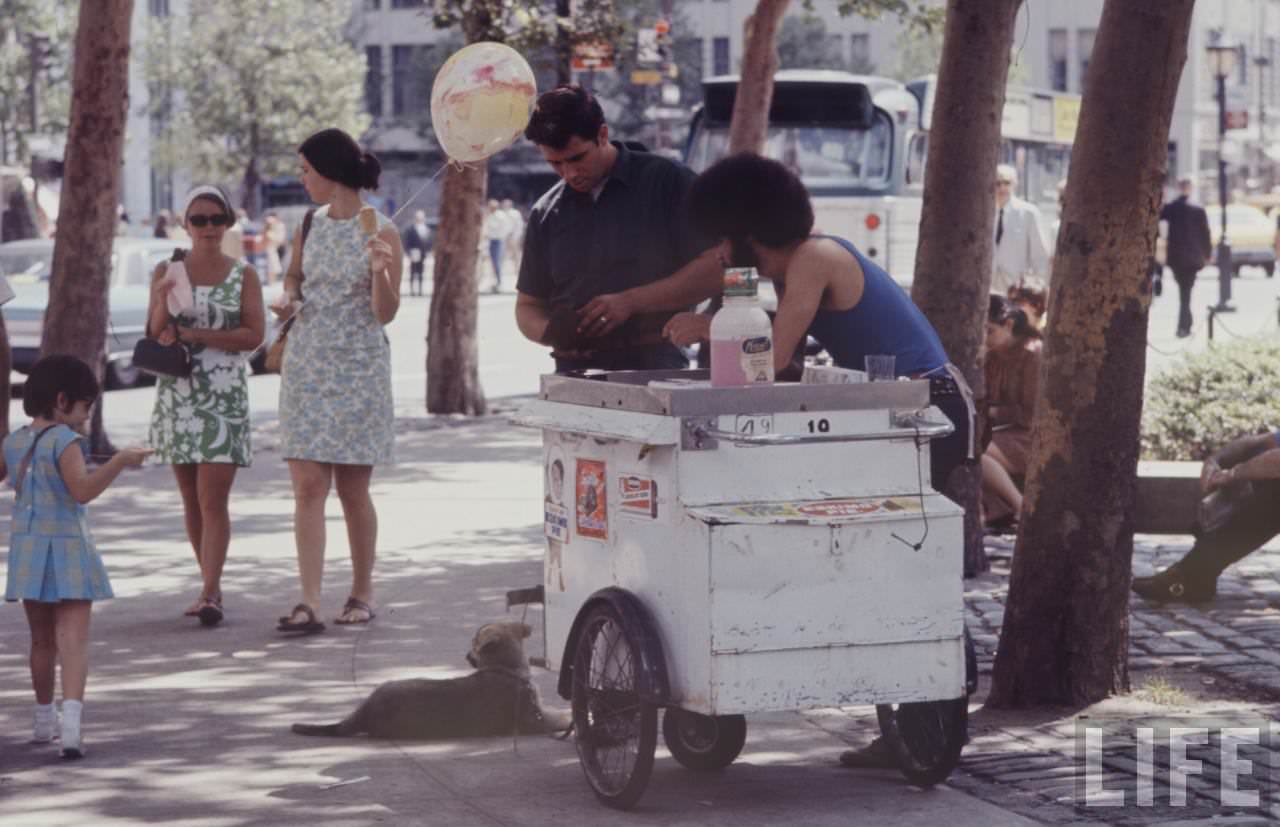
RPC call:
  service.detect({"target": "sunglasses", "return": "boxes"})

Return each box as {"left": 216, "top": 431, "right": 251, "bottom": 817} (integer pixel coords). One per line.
{"left": 188, "top": 214, "right": 231, "bottom": 227}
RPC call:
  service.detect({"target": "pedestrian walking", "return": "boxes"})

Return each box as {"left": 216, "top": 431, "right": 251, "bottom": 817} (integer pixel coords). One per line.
{"left": 146, "top": 185, "right": 265, "bottom": 628}
{"left": 3, "top": 355, "right": 151, "bottom": 758}
{"left": 402, "top": 209, "right": 430, "bottom": 297}
{"left": 482, "top": 199, "right": 508, "bottom": 292}
{"left": 262, "top": 213, "right": 287, "bottom": 285}
{"left": 1160, "top": 175, "right": 1213, "bottom": 338}
{"left": 500, "top": 198, "right": 524, "bottom": 277}
{"left": 274, "top": 127, "right": 401, "bottom": 634}
{"left": 991, "top": 164, "right": 1050, "bottom": 296}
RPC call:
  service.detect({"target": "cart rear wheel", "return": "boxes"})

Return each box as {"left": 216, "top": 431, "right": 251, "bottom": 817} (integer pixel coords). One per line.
{"left": 876, "top": 697, "right": 967, "bottom": 787}
{"left": 662, "top": 709, "right": 746, "bottom": 771}
{"left": 570, "top": 604, "right": 658, "bottom": 810}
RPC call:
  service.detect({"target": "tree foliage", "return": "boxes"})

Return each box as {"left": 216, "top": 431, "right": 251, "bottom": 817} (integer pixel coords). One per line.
{"left": 1141, "top": 339, "right": 1280, "bottom": 461}
{"left": 0, "top": 0, "right": 77, "bottom": 165}
{"left": 143, "top": 1, "right": 369, "bottom": 214}
{"left": 777, "top": 14, "right": 856, "bottom": 72}
{"left": 584, "top": 0, "right": 703, "bottom": 148}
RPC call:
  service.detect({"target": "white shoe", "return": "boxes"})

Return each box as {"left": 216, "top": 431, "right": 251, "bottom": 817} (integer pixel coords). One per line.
{"left": 31, "top": 706, "right": 57, "bottom": 744}
{"left": 60, "top": 706, "right": 83, "bottom": 759}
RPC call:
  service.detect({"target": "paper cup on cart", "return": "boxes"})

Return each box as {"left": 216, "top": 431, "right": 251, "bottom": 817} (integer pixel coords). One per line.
{"left": 865, "top": 354, "right": 896, "bottom": 382}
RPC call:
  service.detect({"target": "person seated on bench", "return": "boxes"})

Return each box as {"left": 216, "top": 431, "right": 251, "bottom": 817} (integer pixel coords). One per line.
{"left": 1132, "top": 430, "right": 1280, "bottom": 603}
{"left": 981, "top": 295, "right": 1042, "bottom": 532}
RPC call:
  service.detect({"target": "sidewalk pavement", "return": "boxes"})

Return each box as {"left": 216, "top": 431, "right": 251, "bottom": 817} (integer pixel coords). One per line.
{"left": 0, "top": 406, "right": 1278, "bottom": 826}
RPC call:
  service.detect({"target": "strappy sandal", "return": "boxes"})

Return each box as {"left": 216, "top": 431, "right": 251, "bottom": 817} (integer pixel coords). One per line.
{"left": 196, "top": 596, "right": 224, "bottom": 628}
{"left": 277, "top": 603, "right": 325, "bottom": 634}
{"left": 334, "top": 597, "right": 376, "bottom": 625}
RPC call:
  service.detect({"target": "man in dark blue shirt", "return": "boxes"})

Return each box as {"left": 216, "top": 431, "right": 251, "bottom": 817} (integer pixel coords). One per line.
{"left": 515, "top": 85, "right": 719, "bottom": 372}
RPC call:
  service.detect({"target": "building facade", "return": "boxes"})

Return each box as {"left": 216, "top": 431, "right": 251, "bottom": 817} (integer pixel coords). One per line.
{"left": 120, "top": 0, "right": 1280, "bottom": 222}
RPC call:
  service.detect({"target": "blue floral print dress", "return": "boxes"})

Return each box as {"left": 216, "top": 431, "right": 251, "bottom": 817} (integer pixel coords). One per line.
{"left": 148, "top": 262, "right": 252, "bottom": 465}
{"left": 279, "top": 205, "right": 394, "bottom": 465}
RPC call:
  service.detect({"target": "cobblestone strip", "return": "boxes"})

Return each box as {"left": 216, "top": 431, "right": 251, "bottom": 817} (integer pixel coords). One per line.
{"left": 953, "top": 538, "right": 1280, "bottom": 824}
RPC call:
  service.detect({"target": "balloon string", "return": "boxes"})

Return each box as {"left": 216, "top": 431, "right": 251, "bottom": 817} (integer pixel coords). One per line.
{"left": 388, "top": 159, "right": 477, "bottom": 223}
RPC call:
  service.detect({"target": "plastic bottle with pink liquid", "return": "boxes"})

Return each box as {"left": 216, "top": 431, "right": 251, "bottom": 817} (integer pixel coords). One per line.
{"left": 709, "top": 267, "right": 774, "bottom": 387}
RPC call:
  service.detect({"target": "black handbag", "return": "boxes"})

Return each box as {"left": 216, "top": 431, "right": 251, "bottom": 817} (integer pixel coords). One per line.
{"left": 132, "top": 321, "right": 192, "bottom": 378}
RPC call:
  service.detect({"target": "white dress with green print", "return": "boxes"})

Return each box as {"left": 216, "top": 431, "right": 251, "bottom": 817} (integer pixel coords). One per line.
{"left": 148, "top": 262, "right": 252, "bottom": 466}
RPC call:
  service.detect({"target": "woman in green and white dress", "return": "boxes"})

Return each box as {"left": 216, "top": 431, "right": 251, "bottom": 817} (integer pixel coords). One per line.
{"left": 146, "top": 185, "right": 265, "bottom": 628}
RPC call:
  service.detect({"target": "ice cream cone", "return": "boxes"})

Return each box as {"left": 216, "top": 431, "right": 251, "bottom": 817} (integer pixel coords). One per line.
{"left": 358, "top": 206, "right": 378, "bottom": 236}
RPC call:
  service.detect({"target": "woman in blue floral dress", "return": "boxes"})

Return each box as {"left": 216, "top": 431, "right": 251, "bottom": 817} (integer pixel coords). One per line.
{"left": 275, "top": 129, "right": 401, "bottom": 634}
{"left": 146, "top": 185, "right": 265, "bottom": 628}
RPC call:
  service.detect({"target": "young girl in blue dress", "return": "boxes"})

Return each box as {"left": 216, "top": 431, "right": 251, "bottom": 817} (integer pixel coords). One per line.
{"left": 3, "top": 355, "right": 151, "bottom": 758}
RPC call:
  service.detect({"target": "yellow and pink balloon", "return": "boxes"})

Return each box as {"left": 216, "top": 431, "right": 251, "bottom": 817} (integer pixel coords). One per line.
{"left": 430, "top": 42, "right": 538, "bottom": 164}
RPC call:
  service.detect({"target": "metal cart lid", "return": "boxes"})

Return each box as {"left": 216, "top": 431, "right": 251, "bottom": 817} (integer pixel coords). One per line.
{"left": 539, "top": 369, "right": 930, "bottom": 417}
{"left": 687, "top": 492, "right": 963, "bottom": 526}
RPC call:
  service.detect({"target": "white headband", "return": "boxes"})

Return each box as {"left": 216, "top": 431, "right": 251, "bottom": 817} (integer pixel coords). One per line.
{"left": 183, "top": 185, "right": 230, "bottom": 219}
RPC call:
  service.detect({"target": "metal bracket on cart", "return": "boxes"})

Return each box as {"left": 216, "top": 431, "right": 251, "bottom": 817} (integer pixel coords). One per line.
{"left": 681, "top": 410, "right": 953, "bottom": 451}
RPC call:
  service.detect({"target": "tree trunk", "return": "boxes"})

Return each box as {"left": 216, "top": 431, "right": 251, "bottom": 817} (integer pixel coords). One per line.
{"left": 41, "top": 0, "right": 133, "bottom": 460}
{"left": 426, "top": 160, "right": 487, "bottom": 415}
{"left": 911, "top": 0, "right": 1023, "bottom": 577}
{"left": 727, "top": 0, "right": 791, "bottom": 155}
{"left": 988, "top": 0, "right": 1194, "bottom": 708}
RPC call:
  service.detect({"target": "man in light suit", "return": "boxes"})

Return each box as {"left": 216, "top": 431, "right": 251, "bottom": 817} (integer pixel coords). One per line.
{"left": 991, "top": 164, "right": 1050, "bottom": 296}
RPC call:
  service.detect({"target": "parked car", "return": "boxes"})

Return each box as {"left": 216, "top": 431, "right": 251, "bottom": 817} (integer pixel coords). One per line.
{"left": 0, "top": 237, "right": 186, "bottom": 388}
{"left": 1206, "top": 204, "right": 1277, "bottom": 277}
{"left": 0, "top": 237, "right": 282, "bottom": 387}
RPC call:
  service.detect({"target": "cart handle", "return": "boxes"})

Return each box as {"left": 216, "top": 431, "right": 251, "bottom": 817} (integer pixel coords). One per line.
{"left": 690, "top": 412, "right": 953, "bottom": 448}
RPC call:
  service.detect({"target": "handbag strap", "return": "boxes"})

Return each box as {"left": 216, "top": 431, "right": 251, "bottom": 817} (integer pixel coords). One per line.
{"left": 295, "top": 208, "right": 315, "bottom": 284}
{"left": 14, "top": 425, "right": 57, "bottom": 495}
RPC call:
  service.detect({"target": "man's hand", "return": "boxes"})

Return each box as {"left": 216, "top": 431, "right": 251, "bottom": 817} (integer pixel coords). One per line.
{"left": 1204, "top": 465, "right": 1236, "bottom": 494}
{"left": 663, "top": 312, "right": 712, "bottom": 347}
{"left": 578, "top": 293, "right": 634, "bottom": 338}
{"left": 542, "top": 305, "right": 587, "bottom": 351}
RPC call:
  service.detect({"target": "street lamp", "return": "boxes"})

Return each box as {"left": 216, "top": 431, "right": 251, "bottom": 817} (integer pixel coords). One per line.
{"left": 1207, "top": 35, "right": 1241, "bottom": 311}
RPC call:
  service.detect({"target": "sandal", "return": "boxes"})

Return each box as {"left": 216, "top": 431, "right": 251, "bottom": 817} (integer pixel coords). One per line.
{"left": 334, "top": 597, "right": 376, "bottom": 625}
{"left": 183, "top": 597, "right": 203, "bottom": 617}
{"left": 277, "top": 603, "right": 325, "bottom": 634}
{"left": 196, "top": 596, "right": 224, "bottom": 628}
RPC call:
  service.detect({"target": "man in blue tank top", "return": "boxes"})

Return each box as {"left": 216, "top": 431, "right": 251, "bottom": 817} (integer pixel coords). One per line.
{"left": 580, "top": 153, "right": 974, "bottom": 496}
{"left": 582, "top": 153, "right": 978, "bottom": 770}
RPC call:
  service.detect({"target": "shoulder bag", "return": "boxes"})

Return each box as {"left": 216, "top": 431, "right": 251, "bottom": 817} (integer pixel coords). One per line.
{"left": 264, "top": 208, "right": 315, "bottom": 374}
{"left": 132, "top": 249, "right": 194, "bottom": 378}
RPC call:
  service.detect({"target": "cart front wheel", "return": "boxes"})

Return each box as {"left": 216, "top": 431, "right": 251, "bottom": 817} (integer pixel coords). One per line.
{"left": 876, "top": 697, "right": 967, "bottom": 787}
{"left": 662, "top": 709, "right": 747, "bottom": 771}
{"left": 570, "top": 604, "right": 658, "bottom": 810}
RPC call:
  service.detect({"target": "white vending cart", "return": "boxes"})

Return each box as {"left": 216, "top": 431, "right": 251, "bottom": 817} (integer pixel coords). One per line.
{"left": 510, "top": 370, "right": 968, "bottom": 810}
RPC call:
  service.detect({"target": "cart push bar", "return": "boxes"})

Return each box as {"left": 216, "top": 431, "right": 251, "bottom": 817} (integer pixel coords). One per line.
{"left": 682, "top": 409, "right": 954, "bottom": 451}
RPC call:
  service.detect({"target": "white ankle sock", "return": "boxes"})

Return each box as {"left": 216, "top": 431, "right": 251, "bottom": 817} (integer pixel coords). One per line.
{"left": 32, "top": 703, "right": 56, "bottom": 743}
{"left": 60, "top": 700, "right": 83, "bottom": 757}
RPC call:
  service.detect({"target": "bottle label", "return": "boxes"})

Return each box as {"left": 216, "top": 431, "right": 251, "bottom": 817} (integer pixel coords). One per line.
{"left": 711, "top": 336, "right": 774, "bottom": 385}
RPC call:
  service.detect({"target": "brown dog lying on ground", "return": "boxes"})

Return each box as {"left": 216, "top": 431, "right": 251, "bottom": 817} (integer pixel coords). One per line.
{"left": 292, "top": 621, "right": 568, "bottom": 739}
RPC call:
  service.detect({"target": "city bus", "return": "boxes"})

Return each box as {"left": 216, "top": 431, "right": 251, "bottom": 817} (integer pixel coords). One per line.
{"left": 683, "top": 71, "right": 1081, "bottom": 284}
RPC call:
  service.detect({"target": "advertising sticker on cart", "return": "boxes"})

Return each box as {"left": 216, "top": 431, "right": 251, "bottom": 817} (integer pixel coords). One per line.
{"left": 575, "top": 459, "right": 609, "bottom": 540}
{"left": 695, "top": 496, "right": 927, "bottom": 525}
{"left": 544, "top": 448, "right": 570, "bottom": 541}
{"left": 618, "top": 474, "right": 658, "bottom": 520}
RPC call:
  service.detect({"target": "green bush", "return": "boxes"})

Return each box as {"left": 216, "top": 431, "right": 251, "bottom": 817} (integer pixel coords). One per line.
{"left": 1142, "top": 338, "right": 1280, "bottom": 461}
